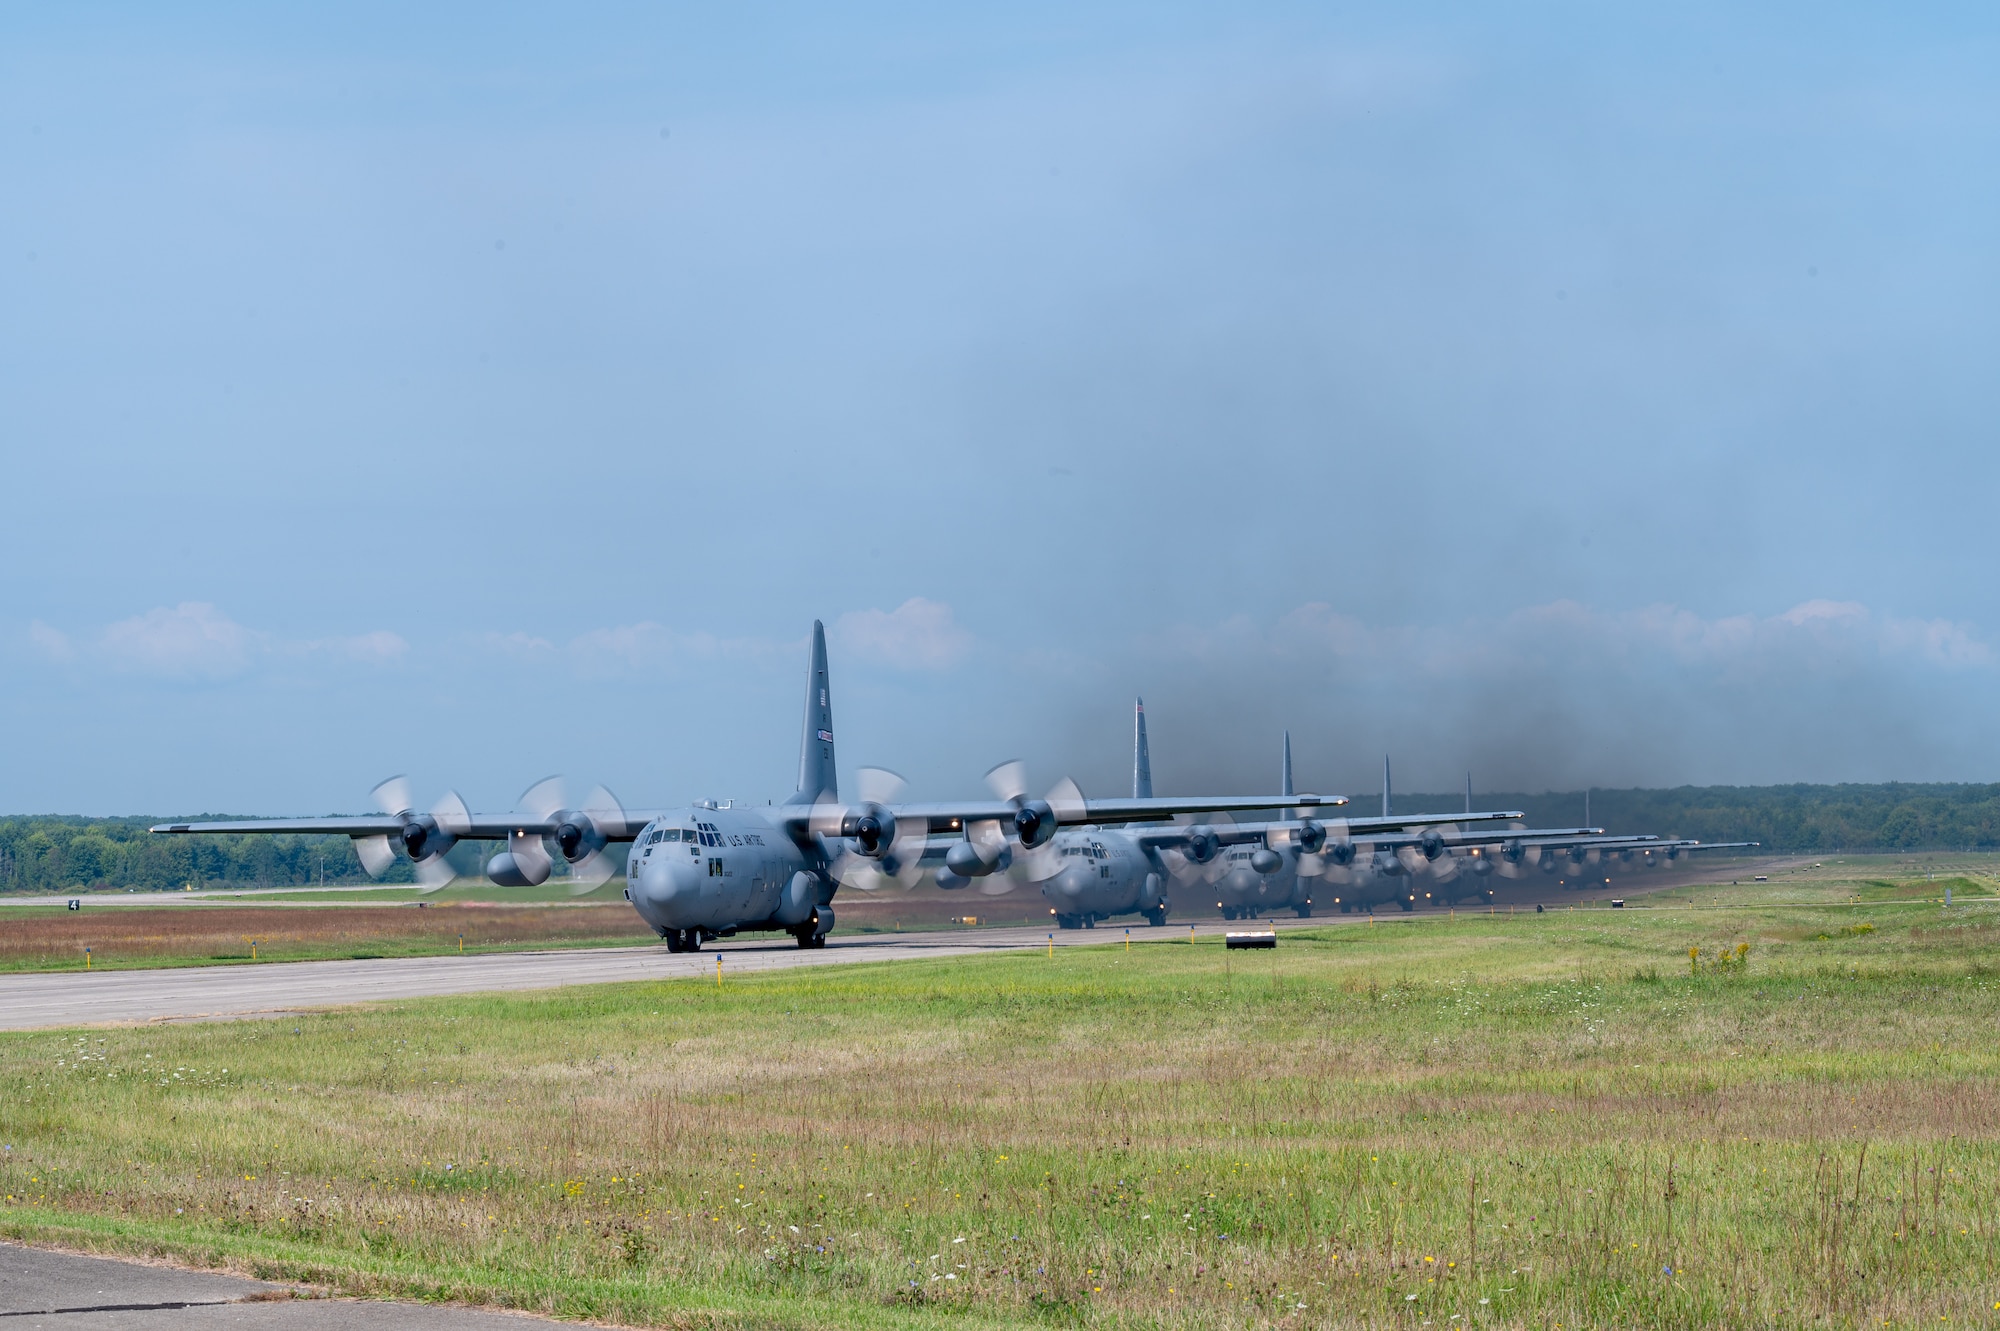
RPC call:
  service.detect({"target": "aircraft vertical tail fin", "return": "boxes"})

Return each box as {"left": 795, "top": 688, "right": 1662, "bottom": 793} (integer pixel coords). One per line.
{"left": 1281, "top": 731, "right": 1295, "bottom": 799}
{"left": 1465, "top": 772, "right": 1473, "bottom": 817}
{"left": 1132, "top": 698, "right": 1153, "bottom": 799}
{"left": 1382, "top": 756, "right": 1392, "bottom": 820}
{"left": 787, "top": 621, "right": 837, "bottom": 805}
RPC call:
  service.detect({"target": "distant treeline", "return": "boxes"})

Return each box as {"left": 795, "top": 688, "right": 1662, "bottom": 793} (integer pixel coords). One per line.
{"left": 0, "top": 817, "right": 416, "bottom": 894}
{"left": 5, "top": 783, "right": 1998, "bottom": 892}
{"left": 1399, "top": 783, "right": 2000, "bottom": 852}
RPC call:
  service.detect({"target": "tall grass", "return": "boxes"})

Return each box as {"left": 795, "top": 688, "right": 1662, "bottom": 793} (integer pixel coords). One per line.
{"left": 2, "top": 893, "right": 1997, "bottom": 1328}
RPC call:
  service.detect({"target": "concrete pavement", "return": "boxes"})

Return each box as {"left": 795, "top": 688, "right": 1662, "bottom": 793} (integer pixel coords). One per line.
{"left": 0, "top": 919, "right": 1298, "bottom": 1031}
{"left": 0, "top": 1241, "right": 560, "bottom": 1327}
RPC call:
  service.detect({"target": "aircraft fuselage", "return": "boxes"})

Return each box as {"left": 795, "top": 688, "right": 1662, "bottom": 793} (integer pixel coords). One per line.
{"left": 625, "top": 805, "right": 828, "bottom": 941}
{"left": 1032, "top": 828, "right": 1167, "bottom": 928}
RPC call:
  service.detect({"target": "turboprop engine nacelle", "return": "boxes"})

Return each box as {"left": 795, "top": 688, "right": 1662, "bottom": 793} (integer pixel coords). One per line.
{"left": 1012, "top": 800, "right": 1058, "bottom": 848}
{"left": 1184, "top": 826, "right": 1222, "bottom": 864}
{"left": 1328, "top": 840, "right": 1357, "bottom": 867}
{"left": 552, "top": 810, "right": 609, "bottom": 865}
{"left": 845, "top": 803, "right": 898, "bottom": 858}
{"left": 1418, "top": 829, "right": 1448, "bottom": 860}
{"left": 1295, "top": 819, "right": 1327, "bottom": 854}
{"left": 399, "top": 815, "right": 458, "bottom": 864}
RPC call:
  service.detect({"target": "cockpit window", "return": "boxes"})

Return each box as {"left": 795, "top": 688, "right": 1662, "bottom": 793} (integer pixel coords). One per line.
{"left": 660, "top": 828, "right": 680, "bottom": 842}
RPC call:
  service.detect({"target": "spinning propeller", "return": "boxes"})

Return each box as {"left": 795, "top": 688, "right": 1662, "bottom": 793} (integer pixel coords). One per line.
{"left": 814, "top": 767, "right": 928, "bottom": 892}
{"left": 1160, "top": 812, "right": 1234, "bottom": 890}
{"left": 359, "top": 776, "right": 472, "bottom": 893}
{"left": 982, "top": 761, "right": 1085, "bottom": 883}
{"left": 511, "top": 776, "right": 628, "bottom": 893}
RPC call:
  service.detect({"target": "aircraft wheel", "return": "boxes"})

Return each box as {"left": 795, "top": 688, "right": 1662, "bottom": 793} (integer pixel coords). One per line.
{"left": 1399, "top": 898, "right": 1415, "bottom": 912}
{"left": 682, "top": 929, "right": 703, "bottom": 951}
{"left": 794, "top": 931, "right": 814, "bottom": 949}
{"left": 1294, "top": 904, "right": 1313, "bottom": 919}
{"left": 664, "top": 931, "right": 683, "bottom": 953}
{"left": 1084, "top": 915, "right": 1096, "bottom": 929}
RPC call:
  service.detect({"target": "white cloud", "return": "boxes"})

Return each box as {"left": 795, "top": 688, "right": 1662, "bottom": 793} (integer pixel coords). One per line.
{"left": 480, "top": 630, "right": 556, "bottom": 658}
{"left": 27, "top": 620, "right": 74, "bottom": 662}
{"left": 561, "top": 623, "right": 778, "bottom": 678}
{"left": 29, "top": 604, "right": 409, "bottom": 680}
{"left": 834, "top": 598, "right": 973, "bottom": 671}
{"left": 100, "top": 602, "right": 260, "bottom": 680}
{"left": 318, "top": 630, "right": 410, "bottom": 663}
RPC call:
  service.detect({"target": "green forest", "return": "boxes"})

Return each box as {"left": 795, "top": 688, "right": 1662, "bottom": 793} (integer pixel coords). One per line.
{"left": 0, "top": 817, "right": 417, "bottom": 894}
{"left": 1403, "top": 781, "right": 2000, "bottom": 852}
{"left": 4, "top": 783, "right": 1998, "bottom": 893}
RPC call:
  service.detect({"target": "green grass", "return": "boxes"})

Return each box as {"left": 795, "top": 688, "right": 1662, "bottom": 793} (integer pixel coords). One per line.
{"left": 26, "top": 879, "right": 635, "bottom": 906}
{"left": 2, "top": 886, "right": 1999, "bottom": 1328}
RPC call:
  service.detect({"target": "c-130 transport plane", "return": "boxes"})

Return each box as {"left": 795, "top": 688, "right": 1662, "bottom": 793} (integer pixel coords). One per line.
{"left": 932, "top": 701, "right": 1541, "bottom": 928}
{"left": 161, "top": 623, "right": 1497, "bottom": 950}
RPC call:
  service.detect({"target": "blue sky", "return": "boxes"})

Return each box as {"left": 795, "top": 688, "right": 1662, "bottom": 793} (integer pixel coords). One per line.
{"left": 4, "top": 3, "right": 1997, "bottom": 814}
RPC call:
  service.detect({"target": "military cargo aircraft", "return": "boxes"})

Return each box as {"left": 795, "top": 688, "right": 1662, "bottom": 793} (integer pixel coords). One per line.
{"left": 155, "top": 624, "right": 1363, "bottom": 951}
{"left": 940, "top": 705, "right": 1536, "bottom": 928}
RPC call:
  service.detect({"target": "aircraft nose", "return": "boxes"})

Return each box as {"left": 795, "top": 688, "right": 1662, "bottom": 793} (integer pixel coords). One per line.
{"left": 638, "top": 855, "right": 691, "bottom": 905}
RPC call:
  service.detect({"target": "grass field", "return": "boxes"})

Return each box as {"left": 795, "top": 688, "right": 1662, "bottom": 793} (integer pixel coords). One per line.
{"left": 0, "top": 901, "right": 658, "bottom": 972}
{"left": 1, "top": 873, "right": 1998, "bottom": 1328}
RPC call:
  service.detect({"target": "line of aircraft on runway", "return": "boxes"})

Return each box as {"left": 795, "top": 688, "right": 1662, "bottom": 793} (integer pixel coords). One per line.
{"left": 155, "top": 621, "right": 1754, "bottom": 950}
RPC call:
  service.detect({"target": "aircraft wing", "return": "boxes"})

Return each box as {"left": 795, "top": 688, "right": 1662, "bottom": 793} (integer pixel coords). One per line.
{"left": 152, "top": 811, "right": 658, "bottom": 841}
{"left": 801, "top": 800, "right": 1530, "bottom": 837}
{"left": 1129, "top": 815, "right": 1553, "bottom": 851}
{"left": 861, "top": 793, "right": 1351, "bottom": 835}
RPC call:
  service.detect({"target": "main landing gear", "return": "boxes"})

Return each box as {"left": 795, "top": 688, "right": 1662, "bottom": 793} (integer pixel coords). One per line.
{"left": 1143, "top": 906, "right": 1168, "bottom": 927}
{"left": 793, "top": 930, "right": 827, "bottom": 949}
{"left": 1055, "top": 913, "right": 1098, "bottom": 930}
{"left": 663, "top": 928, "right": 703, "bottom": 953}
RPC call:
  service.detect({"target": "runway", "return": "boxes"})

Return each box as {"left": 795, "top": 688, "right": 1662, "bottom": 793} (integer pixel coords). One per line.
{"left": 0, "top": 1240, "right": 561, "bottom": 1327}
{"left": 0, "top": 920, "right": 1290, "bottom": 1031}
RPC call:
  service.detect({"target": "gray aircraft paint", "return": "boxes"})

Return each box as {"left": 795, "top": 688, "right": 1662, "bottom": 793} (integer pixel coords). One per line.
{"left": 625, "top": 620, "right": 844, "bottom": 946}
{"left": 1026, "top": 697, "right": 1169, "bottom": 928}
{"left": 790, "top": 620, "right": 837, "bottom": 806}
{"left": 1133, "top": 698, "right": 1153, "bottom": 801}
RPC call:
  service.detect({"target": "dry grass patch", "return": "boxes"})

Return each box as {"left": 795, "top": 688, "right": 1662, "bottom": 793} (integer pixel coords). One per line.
{"left": 0, "top": 903, "right": 656, "bottom": 971}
